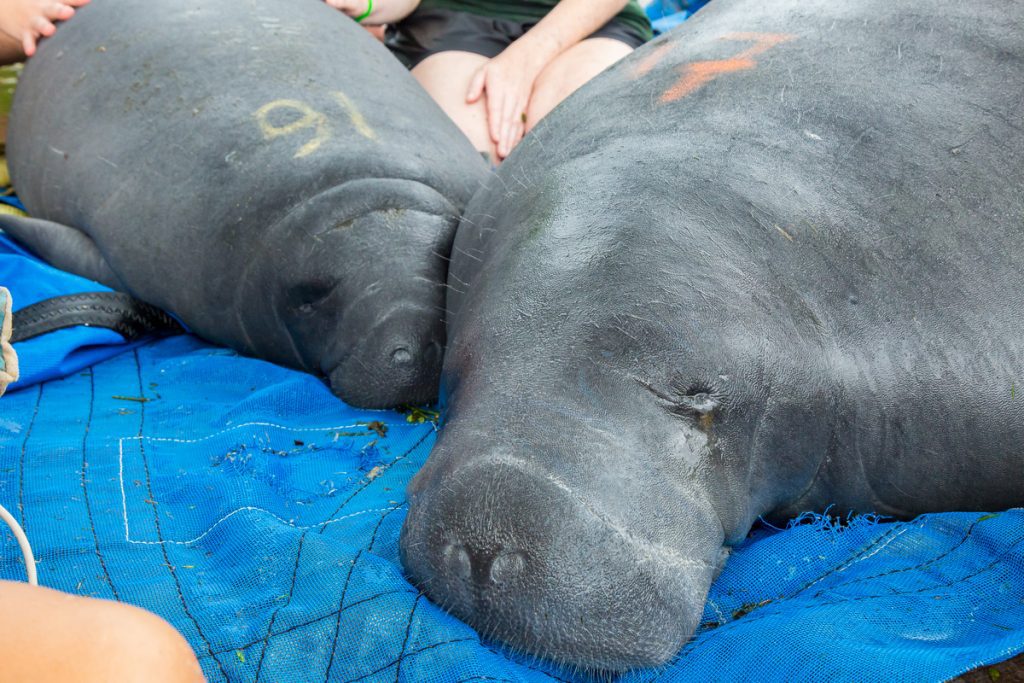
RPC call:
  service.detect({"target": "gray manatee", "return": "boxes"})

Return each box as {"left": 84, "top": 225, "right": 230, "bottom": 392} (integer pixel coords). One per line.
{"left": 399, "top": 0, "right": 1024, "bottom": 671}
{"left": 0, "top": 0, "right": 488, "bottom": 407}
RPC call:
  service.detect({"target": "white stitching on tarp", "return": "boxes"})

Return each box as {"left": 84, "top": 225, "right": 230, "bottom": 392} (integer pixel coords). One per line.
{"left": 129, "top": 419, "right": 431, "bottom": 445}
{"left": 120, "top": 503, "right": 403, "bottom": 547}
{"left": 117, "top": 421, "right": 428, "bottom": 546}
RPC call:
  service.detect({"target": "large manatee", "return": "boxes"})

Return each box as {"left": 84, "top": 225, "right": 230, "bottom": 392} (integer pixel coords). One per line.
{"left": 399, "top": 0, "right": 1024, "bottom": 671}
{"left": 0, "top": 0, "right": 487, "bottom": 407}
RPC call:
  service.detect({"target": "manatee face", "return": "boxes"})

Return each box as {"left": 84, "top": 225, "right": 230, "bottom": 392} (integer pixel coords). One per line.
{"left": 269, "top": 179, "right": 458, "bottom": 408}
{"left": 399, "top": 340, "right": 732, "bottom": 670}
{"left": 395, "top": 152, "right": 786, "bottom": 669}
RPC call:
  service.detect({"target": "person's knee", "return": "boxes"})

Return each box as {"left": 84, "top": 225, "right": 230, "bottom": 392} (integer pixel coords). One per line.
{"left": 90, "top": 601, "right": 205, "bottom": 683}
{"left": 412, "top": 51, "right": 497, "bottom": 159}
{"left": 527, "top": 38, "right": 633, "bottom": 131}
{"left": 0, "top": 581, "right": 204, "bottom": 683}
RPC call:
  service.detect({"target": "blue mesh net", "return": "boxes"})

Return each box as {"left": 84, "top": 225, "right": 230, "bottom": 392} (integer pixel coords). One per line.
{"left": 2, "top": 238, "right": 1023, "bottom": 681}
{"left": 643, "top": 1, "right": 711, "bottom": 34}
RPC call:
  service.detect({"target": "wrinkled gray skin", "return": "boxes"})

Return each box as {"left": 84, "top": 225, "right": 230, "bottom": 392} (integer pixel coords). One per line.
{"left": 400, "top": 0, "right": 1024, "bottom": 671}
{"left": 0, "top": 0, "right": 487, "bottom": 408}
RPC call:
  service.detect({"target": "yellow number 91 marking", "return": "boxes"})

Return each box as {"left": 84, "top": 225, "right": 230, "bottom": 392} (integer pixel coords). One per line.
{"left": 254, "top": 99, "right": 329, "bottom": 159}
{"left": 332, "top": 91, "right": 377, "bottom": 141}
{"left": 254, "top": 92, "right": 377, "bottom": 159}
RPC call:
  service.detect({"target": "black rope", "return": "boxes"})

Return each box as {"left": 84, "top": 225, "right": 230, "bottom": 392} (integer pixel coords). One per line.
{"left": 11, "top": 292, "right": 183, "bottom": 343}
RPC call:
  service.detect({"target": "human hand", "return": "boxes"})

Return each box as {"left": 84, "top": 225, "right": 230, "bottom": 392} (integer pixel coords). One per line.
{"left": 0, "top": 0, "right": 90, "bottom": 58}
{"left": 323, "top": 0, "right": 374, "bottom": 22}
{"left": 466, "top": 39, "right": 553, "bottom": 160}
{"left": 324, "top": 0, "right": 421, "bottom": 25}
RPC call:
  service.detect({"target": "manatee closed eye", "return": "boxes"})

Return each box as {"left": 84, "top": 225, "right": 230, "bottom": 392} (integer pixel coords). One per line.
{"left": 401, "top": 0, "right": 1024, "bottom": 671}
{"left": 0, "top": 0, "right": 487, "bottom": 408}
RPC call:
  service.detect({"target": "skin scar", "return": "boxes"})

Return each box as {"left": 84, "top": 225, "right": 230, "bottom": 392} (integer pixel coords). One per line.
{"left": 631, "top": 33, "right": 795, "bottom": 103}
{"left": 254, "top": 99, "right": 330, "bottom": 158}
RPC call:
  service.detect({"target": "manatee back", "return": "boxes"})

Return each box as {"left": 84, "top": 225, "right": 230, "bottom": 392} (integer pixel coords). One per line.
{"left": 12, "top": 0, "right": 484, "bottom": 217}
{"left": 449, "top": 0, "right": 1024, "bottom": 513}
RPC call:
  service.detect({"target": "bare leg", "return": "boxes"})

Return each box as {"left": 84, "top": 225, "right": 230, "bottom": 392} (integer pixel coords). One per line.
{"left": 412, "top": 50, "right": 498, "bottom": 163}
{"left": 0, "top": 580, "right": 204, "bottom": 682}
{"left": 526, "top": 37, "right": 633, "bottom": 132}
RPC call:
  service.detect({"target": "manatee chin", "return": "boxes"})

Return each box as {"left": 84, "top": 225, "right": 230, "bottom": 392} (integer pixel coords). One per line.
{"left": 399, "top": 416, "right": 726, "bottom": 672}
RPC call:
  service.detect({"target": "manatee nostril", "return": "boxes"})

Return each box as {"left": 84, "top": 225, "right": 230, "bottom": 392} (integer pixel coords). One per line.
{"left": 390, "top": 346, "right": 412, "bottom": 364}
{"left": 438, "top": 542, "right": 525, "bottom": 586}
{"left": 489, "top": 550, "right": 526, "bottom": 584}
{"left": 441, "top": 543, "right": 472, "bottom": 580}
{"left": 388, "top": 340, "right": 443, "bottom": 369}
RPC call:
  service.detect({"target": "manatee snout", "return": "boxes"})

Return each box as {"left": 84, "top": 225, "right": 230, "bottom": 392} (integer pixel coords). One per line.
{"left": 328, "top": 303, "right": 444, "bottom": 407}
{"left": 400, "top": 449, "right": 722, "bottom": 671}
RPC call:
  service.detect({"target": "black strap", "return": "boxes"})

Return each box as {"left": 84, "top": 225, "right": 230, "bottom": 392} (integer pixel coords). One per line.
{"left": 11, "top": 292, "right": 183, "bottom": 343}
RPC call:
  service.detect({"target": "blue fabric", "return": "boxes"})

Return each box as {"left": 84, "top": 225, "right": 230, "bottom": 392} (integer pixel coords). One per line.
{"left": 644, "top": 1, "right": 710, "bottom": 34}
{"left": 1, "top": 232, "right": 152, "bottom": 389}
{"left": 0, "top": 241, "right": 1022, "bottom": 682}
{"left": 0, "top": 194, "right": 26, "bottom": 212}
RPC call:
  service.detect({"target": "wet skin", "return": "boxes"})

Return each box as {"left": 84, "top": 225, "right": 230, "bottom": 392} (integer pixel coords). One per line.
{"left": 0, "top": 0, "right": 487, "bottom": 408}
{"left": 400, "top": 0, "right": 1024, "bottom": 671}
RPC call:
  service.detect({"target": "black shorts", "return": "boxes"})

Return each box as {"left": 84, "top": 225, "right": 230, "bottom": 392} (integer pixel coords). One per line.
{"left": 385, "top": 8, "right": 649, "bottom": 70}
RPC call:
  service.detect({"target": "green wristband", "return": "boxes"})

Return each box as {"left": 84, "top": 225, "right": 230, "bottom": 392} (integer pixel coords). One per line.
{"left": 354, "top": 0, "right": 373, "bottom": 23}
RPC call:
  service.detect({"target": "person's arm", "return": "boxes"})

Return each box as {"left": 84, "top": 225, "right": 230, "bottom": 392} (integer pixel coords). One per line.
{"left": 467, "top": 0, "right": 630, "bottom": 159}
{"left": 323, "top": 0, "right": 421, "bottom": 26}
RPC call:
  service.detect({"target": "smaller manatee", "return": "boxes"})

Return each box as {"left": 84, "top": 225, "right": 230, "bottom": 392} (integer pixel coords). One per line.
{"left": 0, "top": 0, "right": 488, "bottom": 407}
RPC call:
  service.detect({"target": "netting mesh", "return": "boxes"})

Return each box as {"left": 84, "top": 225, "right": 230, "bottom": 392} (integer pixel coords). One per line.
{"left": 2, "top": 241, "right": 1024, "bottom": 682}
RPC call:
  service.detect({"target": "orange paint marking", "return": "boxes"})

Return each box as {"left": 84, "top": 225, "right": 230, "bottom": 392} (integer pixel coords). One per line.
{"left": 641, "top": 32, "right": 795, "bottom": 104}
{"left": 661, "top": 55, "right": 759, "bottom": 103}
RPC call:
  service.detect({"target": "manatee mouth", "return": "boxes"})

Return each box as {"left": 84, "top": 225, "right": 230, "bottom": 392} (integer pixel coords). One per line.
{"left": 326, "top": 303, "right": 444, "bottom": 408}
{"left": 399, "top": 454, "right": 721, "bottom": 671}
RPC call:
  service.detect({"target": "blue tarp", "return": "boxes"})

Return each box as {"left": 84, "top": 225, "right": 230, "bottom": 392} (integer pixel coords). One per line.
{"left": 644, "top": 2, "right": 711, "bottom": 34}
{"left": 0, "top": 233, "right": 151, "bottom": 387}
{"left": 1, "top": 240, "right": 1023, "bottom": 682}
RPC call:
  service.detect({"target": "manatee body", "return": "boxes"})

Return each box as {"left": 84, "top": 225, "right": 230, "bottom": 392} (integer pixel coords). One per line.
{"left": 399, "top": 0, "right": 1024, "bottom": 671}
{"left": 1, "top": 0, "right": 487, "bottom": 407}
